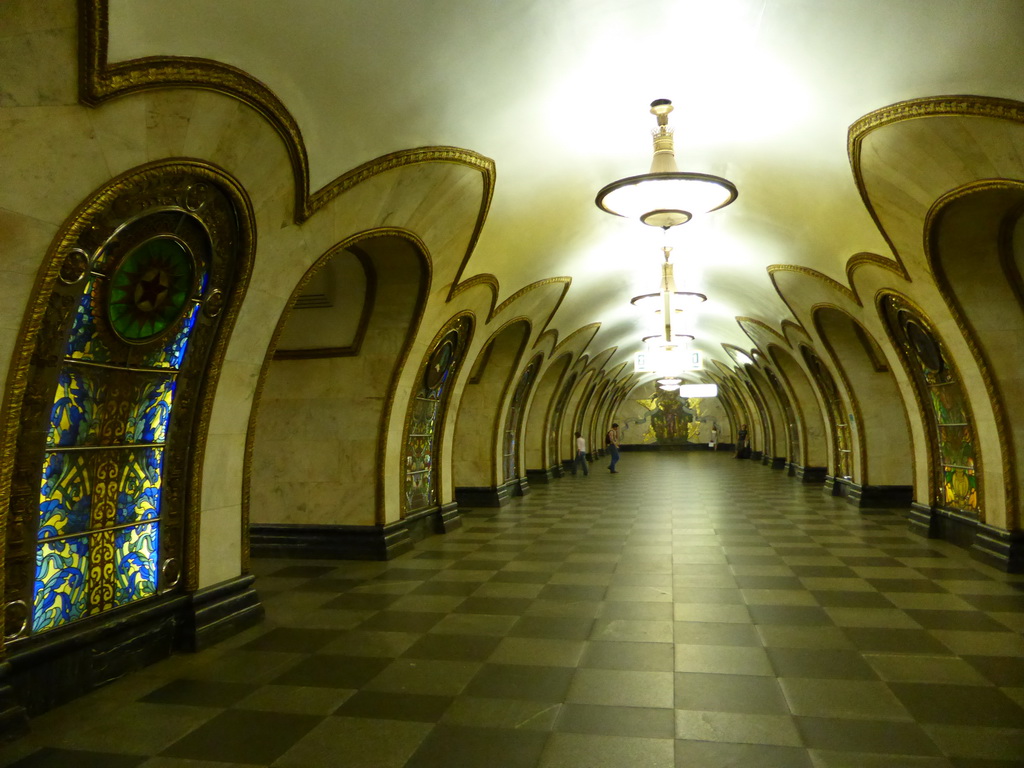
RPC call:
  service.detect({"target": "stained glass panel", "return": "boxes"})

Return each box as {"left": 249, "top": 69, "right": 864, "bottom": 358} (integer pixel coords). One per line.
{"left": 127, "top": 378, "right": 175, "bottom": 444}
{"left": 142, "top": 302, "right": 201, "bottom": 369}
{"left": 114, "top": 523, "right": 159, "bottom": 605}
{"left": 403, "top": 318, "right": 470, "bottom": 513}
{"left": 66, "top": 278, "right": 113, "bottom": 364}
{"left": 930, "top": 383, "right": 967, "bottom": 425}
{"left": 39, "top": 452, "right": 91, "bottom": 538}
{"left": 409, "top": 398, "right": 439, "bottom": 436}
{"left": 47, "top": 368, "right": 102, "bottom": 448}
{"left": 116, "top": 448, "right": 163, "bottom": 524}
{"left": 32, "top": 536, "right": 89, "bottom": 632}
{"left": 107, "top": 237, "right": 195, "bottom": 343}
{"left": 405, "top": 471, "right": 432, "bottom": 512}
{"left": 882, "top": 296, "right": 980, "bottom": 515}
{"left": 943, "top": 466, "right": 977, "bottom": 509}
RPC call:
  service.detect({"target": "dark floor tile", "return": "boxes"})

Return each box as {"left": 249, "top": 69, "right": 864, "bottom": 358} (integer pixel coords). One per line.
{"left": 465, "top": 664, "right": 575, "bottom": 702}
{"left": 600, "top": 601, "right": 674, "bottom": 620}
{"left": 455, "top": 597, "right": 534, "bottom": 615}
{"left": 796, "top": 716, "right": 941, "bottom": 755}
{"left": 558, "top": 561, "right": 617, "bottom": 573}
{"left": 291, "top": 577, "right": 362, "bottom": 593}
{"left": 674, "top": 672, "right": 789, "bottom": 714}
{"left": 271, "top": 654, "right": 392, "bottom": 688}
{"left": 510, "top": 616, "right": 594, "bottom": 641}
{"left": 161, "top": 709, "right": 321, "bottom": 763}
{"left": 446, "top": 559, "right": 503, "bottom": 571}
{"left": 375, "top": 568, "right": 435, "bottom": 582}
{"left": 735, "top": 576, "right": 804, "bottom": 590}
{"left": 748, "top": 605, "right": 834, "bottom": 626}
{"left": 962, "top": 655, "right": 1024, "bottom": 687}
{"left": 674, "top": 621, "right": 762, "bottom": 647}
{"left": 766, "top": 647, "right": 878, "bottom": 679}
{"left": 488, "top": 570, "right": 553, "bottom": 584}
{"left": 842, "top": 627, "right": 953, "bottom": 654}
{"left": 959, "top": 593, "right": 1024, "bottom": 613}
{"left": 405, "top": 724, "right": 549, "bottom": 768}
{"left": 322, "top": 591, "right": 401, "bottom": 611}
{"left": 537, "top": 584, "right": 607, "bottom": 601}
{"left": 334, "top": 690, "right": 453, "bottom": 722}
{"left": 674, "top": 740, "right": 812, "bottom": 768}
{"left": 579, "top": 641, "right": 674, "bottom": 671}
{"left": 270, "top": 564, "right": 338, "bottom": 579}
{"left": 881, "top": 548, "right": 949, "bottom": 559}
{"left": 140, "top": 678, "right": 257, "bottom": 707}
{"left": 5, "top": 748, "right": 146, "bottom": 768}
{"left": 357, "top": 610, "right": 446, "bottom": 633}
{"left": 401, "top": 633, "right": 502, "bottom": 661}
{"left": 915, "top": 568, "right": 991, "bottom": 581}
{"left": 903, "top": 610, "right": 1009, "bottom": 632}
{"left": 790, "top": 565, "right": 859, "bottom": 578}
{"left": 889, "top": 682, "right": 1024, "bottom": 726}
{"left": 411, "top": 580, "right": 481, "bottom": 596}
{"left": 810, "top": 590, "right": 895, "bottom": 608}
{"left": 240, "top": 626, "right": 340, "bottom": 653}
{"left": 728, "top": 555, "right": 785, "bottom": 566}
{"left": 840, "top": 556, "right": 904, "bottom": 567}
{"left": 556, "top": 703, "right": 674, "bottom": 738}
{"left": 867, "top": 579, "right": 948, "bottom": 594}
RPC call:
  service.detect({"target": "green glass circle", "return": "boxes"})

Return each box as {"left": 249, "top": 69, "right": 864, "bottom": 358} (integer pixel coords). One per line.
{"left": 107, "top": 237, "right": 194, "bottom": 343}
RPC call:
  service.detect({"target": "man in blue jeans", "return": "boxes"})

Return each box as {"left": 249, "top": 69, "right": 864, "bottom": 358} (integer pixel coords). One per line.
{"left": 606, "top": 423, "right": 621, "bottom": 473}
{"left": 573, "top": 431, "right": 589, "bottom": 476}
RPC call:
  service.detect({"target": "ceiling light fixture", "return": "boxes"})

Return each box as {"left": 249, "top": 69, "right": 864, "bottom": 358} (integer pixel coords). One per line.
{"left": 596, "top": 99, "right": 737, "bottom": 229}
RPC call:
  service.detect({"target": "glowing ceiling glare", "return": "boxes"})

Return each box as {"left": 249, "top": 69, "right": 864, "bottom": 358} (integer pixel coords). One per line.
{"left": 677, "top": 383, "right": 718, "bottom": 398}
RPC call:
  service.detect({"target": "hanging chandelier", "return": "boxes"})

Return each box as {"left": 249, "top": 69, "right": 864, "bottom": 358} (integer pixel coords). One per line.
{"left": 595, "top": 99, "right": 737, "bottom": 228}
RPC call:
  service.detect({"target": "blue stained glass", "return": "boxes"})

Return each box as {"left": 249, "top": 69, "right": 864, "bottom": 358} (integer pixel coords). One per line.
{"left": 39, "top": 452, "right": 91, "bottom": 538}
{"left": 47, "top": 368, "right": 101, "bottom": 447}
{"left": 33, "top": 536, "right": 89, "bottom": 632}
{"left": 143, "top": 300, "right": 201, "bottom": 369}
{"left": 115, "top": 448, "right": 162, "bottom": 528}
{"left": 127, "top": 378, "right": 175, "bottom": 443}
{"left": 116, "top": 448, "right": 163, "bottom": 524}
{"left": 114, "top": 523, "right": 159, "bottom": 605}
{"left": 66, "top": 278, "right": 112, "bottom": 363}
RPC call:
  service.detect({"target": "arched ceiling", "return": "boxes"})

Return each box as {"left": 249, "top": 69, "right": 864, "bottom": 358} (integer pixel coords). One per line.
{"left": 108, "top": 0, "right": 1024, "bottom": 373}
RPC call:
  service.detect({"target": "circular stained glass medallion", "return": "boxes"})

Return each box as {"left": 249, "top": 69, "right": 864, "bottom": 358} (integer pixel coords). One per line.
{"left": 425, "top": 331, "right": 458, "bottom": 390}
{"left": 903, "top": 317, "right": 943, "bottom": 373}
{"left": 107, "top": 236, "right": 195, "bottom": 343}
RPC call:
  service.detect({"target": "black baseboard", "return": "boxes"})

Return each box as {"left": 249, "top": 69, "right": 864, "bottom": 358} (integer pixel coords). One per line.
{"left": 250, "top": 502, "right": 461, "bottom": 561}
{"left": 750, "top": 450, "right": 763, "bottom": 460}
{"left": 179, "top": 574, "right": 264, "bottom": 652}
{"left": 908, "top": 503, "right": 1023, "bottom": 573}
{"left": 769, "top": 456, "right": 787, "bottom": 470}
{"left": 848, "top": 483, "right": 914, "bottom": 509}
{"left": 455, "top": 480, "right": 516, "bottom": 509}
{"left": 0, "top": 575, "right": 265, "bottom": 738}
{"left": 514, "top": 476, "right": 531, "bottom": 497}
{"left": 794, "top": 465, "right": 827, "bottom": 484}
{"left": 526, "top": 467, "right": 553, "bottom": 484}
{"left": 824, "top": 475, "right": 845, "bottom": 496}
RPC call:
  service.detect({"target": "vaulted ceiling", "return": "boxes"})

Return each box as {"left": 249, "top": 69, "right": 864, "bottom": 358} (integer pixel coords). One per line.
{"left": 107, "top": 0, "right": 1024, "bottom": 374}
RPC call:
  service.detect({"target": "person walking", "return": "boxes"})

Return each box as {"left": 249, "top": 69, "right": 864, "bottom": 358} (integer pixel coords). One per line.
{"left": 606, "top": 422, "right": 621, "bottom": 473}
{"left": 573, "top": 431, "right": 589, "bottom": 476}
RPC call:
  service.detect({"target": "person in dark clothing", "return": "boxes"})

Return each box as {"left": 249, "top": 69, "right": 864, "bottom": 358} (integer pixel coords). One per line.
{"left": 606, "top": 423, "right": 621, "bottom": 473}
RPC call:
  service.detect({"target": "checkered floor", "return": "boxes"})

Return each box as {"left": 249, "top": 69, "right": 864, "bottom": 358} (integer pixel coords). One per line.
{"left": 3, "top": 452, "right": 1024, "bottom": 767}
